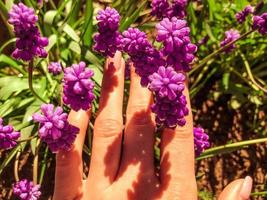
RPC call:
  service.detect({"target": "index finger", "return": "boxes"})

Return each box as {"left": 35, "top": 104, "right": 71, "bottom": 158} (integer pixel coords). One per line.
{"left": 160, "top": 81, "right": 197, "bottom": 198}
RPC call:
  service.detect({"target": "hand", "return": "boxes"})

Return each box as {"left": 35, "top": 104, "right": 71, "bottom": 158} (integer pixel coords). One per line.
{"left": 53, "top": 52, "right": 252, "bottom": 200}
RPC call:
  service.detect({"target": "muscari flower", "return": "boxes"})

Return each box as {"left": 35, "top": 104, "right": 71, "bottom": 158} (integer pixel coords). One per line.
{"left": 151, "top": 0, "right": 170, "bottom": 19}
{"left": 156, "top": 17, "right": 197, "bottom": 72}
{"left": 149, "top": 66, "right": 185, "bottom": 100}
{"left": 8, "top": 3, "right": 48, "bottom": 61}
{"left": 48, "top": 62, "right": 62, "bottom": 75}
{"left": 170, "top": 0, "right": 188, "bottom": 19}
{"left": 121, "top": 28, "right": 164, "bottom": 86}
{"left": 193, "top": 127, "right": 210, "bottom": 157}
{"left": 220, "top": 29, "right": 240, "bottom": 52}
{"left": 13, "top": 179, "right": 41, "bottom": 200}
{"left": 253, "top": 13, "right": 267, "bottom": 35}
{"left": 32, "top": 104, "right": 79, "bottom": 153}
{"left": 149, "top": 66, "right": 188, "bottom": 128}
{"left": 0, "top": 118, "right": 20, "bottom": 150}
{"left": 63, "top": 62, "right": 95, "bottom": 111}
{"left": 94, "top": 7, "right": 121, "bottom": 57}
{"left": 235, "top": 5, "right": 254, "bottom": 24}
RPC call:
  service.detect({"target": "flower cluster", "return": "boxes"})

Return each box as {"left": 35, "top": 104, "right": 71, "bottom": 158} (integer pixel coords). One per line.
{"left": 120, "top": 28, "right": 164, "bottom": 86}
{"left": 156, "top": 17, "right": 197, "bottom": 72}
{"left": 13, "top": 179, "right": 41, "bottom": 200}
{"left": 32, "top": 104, "right": 79, "bottom": 152}
{"left": 94, "top": 7, "right": 121, "bottom": 57}
{"left": 8, "top": 3, "right": 48, "bottom": 61}
{"left": 48, "top": 62, "right": 62, "bottom": 75}
{"left": 235, "top": 5, "right": 254, "bottom": 24}
{"left": 149, "top": 67, "right": 188, "bottom": 128}
{"left": 0, "top": 118, "right": 20, "bottom": 150}
{"left": 151, "top": 0, "right": 188, "bottom": 19}
{"left": 63, "top": 62, "right": 95, "bottom": 111}
{"left": 253, "top": 13, "right": 267, "bottom": 35}
{"left": 193, "top": 127, "right": 210, "bottom": 157}
{"left": 220, "top": 29, "right": 240, "bottom": 52}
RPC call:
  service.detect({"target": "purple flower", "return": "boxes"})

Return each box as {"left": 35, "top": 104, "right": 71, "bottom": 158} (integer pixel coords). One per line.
{"left": 170, "top": 0, "right": 188, "bottom": 19}
{"left": 32, "top": 104, "right": 79, "bottom": 153}
{"left": 63, "top": 62, "right": 95, "bottom": 111}
{"left": 8, "top": 3, "right": 48, "bottom": 61}
{"left": 0, "top": 118, "right": 20, "bottom": 150}
{"left": 13, "top": 179, "right": 41, "bottom": 200}
{"left": 152, "top": 94, "right": 188, "bottom": 128}
{"left": 220, "top": 29, "right": 240, "bottom": 52}
{"left": 156, "top": 17, "right": 197, "bottom": 71}
{"left": 235, "top": 5, "right": 254, "bottom": 24}
{"left": 193, "top": 127, "right": 210, "bottom": 157}
{"left": 94, "top": 7, "right": 121, "bottom": 57}
{"left": 253, "top": 13, "right": 267, "bottom": 35}
{"left": 151, "top": 0, "right": 170, "bottom": 19}
{"left": 121, "top": 28, "right": 164, "bottom": 86}
{"left": 149, "top": 66, "right": 188, "bottom": 128}
{"left": 48, "top": 62, "right": 62, "bottom": 75}
{"left": 148, "top": 66, "right": 185, "bottom": 100}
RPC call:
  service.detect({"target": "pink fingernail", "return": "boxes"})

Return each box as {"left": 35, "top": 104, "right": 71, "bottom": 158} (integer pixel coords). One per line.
{"left": 239, "top": 176, "right": 253, "bottom": 199}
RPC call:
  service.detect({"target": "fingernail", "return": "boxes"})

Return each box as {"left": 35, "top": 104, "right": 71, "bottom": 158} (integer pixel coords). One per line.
{"left": 239, "top": 176, "right": 253, "bottom": 199}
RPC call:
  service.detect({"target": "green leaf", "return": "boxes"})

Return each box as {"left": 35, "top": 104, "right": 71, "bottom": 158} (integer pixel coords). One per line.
{"left": 44, "top": 10, "right": 58, "bottom": 25}
{"left": 85, "top": 50, "right": 102, "bottom": 69}
{"left": 82, "top": 0, "right": 93, "bottom": 47}
{"left": 0, "top": 145, "right": 20, "bottom": 176}
{"left": 46, "top": 34, "right": 58, "bottom": 52}
{"left": 91, "top": 65, "right": 103, "bottom": 86}
{"left": 119, "top": 1, "right": 147, "bottom": 31}
{"left": 0, "top": 54, "right": 26, "bottom": 74}
{"left": 63, "top": 23, "right": 80, "bottom": 42}
{"left": 69, "top": 41, "right": 81, "bottom": 55}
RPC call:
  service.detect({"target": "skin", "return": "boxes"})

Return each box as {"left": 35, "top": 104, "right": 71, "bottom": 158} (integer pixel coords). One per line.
{"left": 53, "top": 52, "right": 252, "bottom": 200}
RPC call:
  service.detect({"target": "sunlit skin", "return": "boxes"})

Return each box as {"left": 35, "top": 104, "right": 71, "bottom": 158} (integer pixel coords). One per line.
{"left": 53, "top": 52, "right": 252, "bottom": 200}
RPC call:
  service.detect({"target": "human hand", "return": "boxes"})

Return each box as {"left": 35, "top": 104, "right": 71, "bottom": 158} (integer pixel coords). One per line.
{"left": 53, "top": 52, "right": 252, "bottom": 200}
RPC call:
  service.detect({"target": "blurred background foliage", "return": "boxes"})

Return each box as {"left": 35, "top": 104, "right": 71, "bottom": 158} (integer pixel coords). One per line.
{"left": 0, "top": 0, "right": 266, "bottom": 199}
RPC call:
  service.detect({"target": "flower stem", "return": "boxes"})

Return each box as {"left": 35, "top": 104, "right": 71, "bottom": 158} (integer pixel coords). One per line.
{"left": 197, "top": 137, "right": 267, "bottom": 160}
{"left": 191, "top": 29, "right": 254, "bottom": 74}
{"left": 28, "top": 60, "right": 48, "bottom": 103}
{"left": 14, "top": 151, "right": 21, "bottom": 182}
{"left": 33, "top": 139, "right": 40, "bottom": 184}
{"left": 17, "top": 135, "right": 38, "bottom": 143}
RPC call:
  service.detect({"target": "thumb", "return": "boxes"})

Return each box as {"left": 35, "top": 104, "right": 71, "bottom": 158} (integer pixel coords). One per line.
{"left": 218, "top": 176, "right": 253, "bottom": 200}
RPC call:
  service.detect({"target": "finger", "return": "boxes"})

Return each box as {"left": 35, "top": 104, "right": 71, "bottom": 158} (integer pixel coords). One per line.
{"left": 54, "top": 109, "right": 90, "bottom": 199}
{"left": 87, "top": 51, "right": 125, "bottom": 190}
{"left": 120, "top": 66, "right": 155, "bottom": 177}
{"left": 219, "top": 177, "right": 253, "bottom": 200}
{"left": 160, "top": 80, "right": 197, "bottom": 197}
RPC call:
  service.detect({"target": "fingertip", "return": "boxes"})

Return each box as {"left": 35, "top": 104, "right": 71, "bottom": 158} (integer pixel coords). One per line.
{"left": 239, "top": 176, "right": 253, "bottom": 199}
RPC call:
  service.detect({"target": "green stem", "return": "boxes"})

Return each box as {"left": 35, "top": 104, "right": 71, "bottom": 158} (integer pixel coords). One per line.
{"left": 17, "top": 135, "right": 38, "bottom": 143}
{"left": 33, "top": 139, "right": 40, "bottom": 184}
{"left": 197, "top": 137, "right": 267, "bottom": 160}
{"left": 251, "top": 191, "right": 267, "bottom": 196}
{"left": 239, "top": 50, "right": 267, "bottom": 93}
{"left": 191, "top": 30, "right": 254, "bottom": 74}
{"left": 48, "top": 0, "right": 57, "bottom": 9}
{"left": 0, "top": 38, "right": 16, "bottom": 53}
{"left": 14, "top": 151, "right": 21, "bottom": 182}
{"left": 28, "top": 60, "right": 48, "bottom": 103}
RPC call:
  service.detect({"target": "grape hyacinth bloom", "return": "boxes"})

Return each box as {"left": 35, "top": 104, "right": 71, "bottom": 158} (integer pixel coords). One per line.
{"left": 63, "top": 62, "right": 95, "bottom": 111}
{"left": 94, "top": 7, "right": 121, "bottom": 57}
{"left": 149, "top": 66, "right": 188, "bottom": 128}
{"left": 220, "top": 29, "right": 240, "bottom": 52}
{"left": 193, "top": 127, "right": 210, "bottom": 157}
{"left": 32, "top": 104, "right": 79, "bottom": 152}
{"left": 0, "top": 118, "right": 20, "bottom": 150}
{"left": 151, "top": 0, "right": 170, "bottom": 19}
{"left": 235, "top": 5, "right": 254, "bottom": 24}
{"left": 48, "top": 62, "right": 62, "bottom": 75}
{"left": 149, "top": 66, "right": 185, "bottom": 100}
{"left": 253, "top": 13, "right": 267, "bottom": 35}
{"left": 13, "top": 179, "right": 41, "bottom": 200}
{"left": 156, "top": 17, "right": 197, "bottom": 71}
{"left": 121, "top": 28, "right": 164, "bottom": 86}
{"left": 170, "top": 0, "right": 188, "bottom": 19}
{"left": 8, "top": 3, "right": 48, "bottom": 61}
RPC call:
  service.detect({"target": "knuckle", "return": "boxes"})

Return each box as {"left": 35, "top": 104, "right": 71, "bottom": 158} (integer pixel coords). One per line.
{"left": 94, "top": 118, "right": 123, "bottom": 137}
